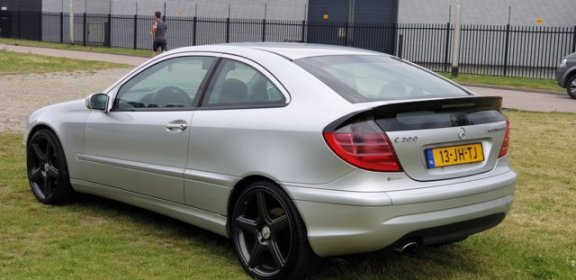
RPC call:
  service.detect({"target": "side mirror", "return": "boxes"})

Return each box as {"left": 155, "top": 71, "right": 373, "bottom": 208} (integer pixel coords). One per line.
{"left": 86, "top": 93, "right": 109, "bottom": 111}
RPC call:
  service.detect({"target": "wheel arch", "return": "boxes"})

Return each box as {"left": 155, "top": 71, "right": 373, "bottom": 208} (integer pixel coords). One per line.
{"left": 226, "top": 175, "right": 317, "bottom": 278}
{"left": 26, "top": 124, "right": 72, "bottom": 180}
{"left": 26, "top": 124, "right": 75, "bottom": 204}
{"left": 563, "top": 68, "right": 576, "bottom": 87}
{"left": 26, "top": 124, "right": 58, "bottom": 146}
{"left": 226, "top": 175, "right": 306, "bottom": 236}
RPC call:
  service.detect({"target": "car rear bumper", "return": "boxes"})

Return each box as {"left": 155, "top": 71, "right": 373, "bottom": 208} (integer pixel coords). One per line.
{"left": 287, "top": 167, "right": 516, "bottom": 257}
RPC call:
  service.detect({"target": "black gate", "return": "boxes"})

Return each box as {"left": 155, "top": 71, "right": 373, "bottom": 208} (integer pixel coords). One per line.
{"left": 0, "top": 11, "right": 11, "bottom": 38}
{"left": 0, "top": 0, "right": 42, "bottom": 40}
{"left": 307, "top": 0, "right": 398, "bottom": 54}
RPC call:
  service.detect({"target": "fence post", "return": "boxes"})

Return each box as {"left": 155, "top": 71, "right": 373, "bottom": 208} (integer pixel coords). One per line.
{"left": 301, "top": 20, "right": 306, "bottom": 42}
{"left": 344, "top": 21, "right": 349, "bottom": 46}
{"left": 572, "top": 25, "right": 576, "bottom": 53}
{"left": 106, "top": 13, "right": 111, "bottom": 47}
{"left": 39, "top": 11, "right": 43, "bottom": 41}
{"left": 262, "top": 19, "right": 266, "bottom": 42}
{"left": 82, "top": 13, "right": 87, "bottom": 46}
{"left": 397, "top": 34, "right": 403, "bottom": 58}
{"left": 225, "top": 17, "right": 230, "bottom": 43}
{"left": 60, "top": 12, "right": 64, "bottom": 43}
{"left": 192, "top": 16, "right": 197, "bottom": 46}
{"left": 390, "top": 23, "right": 397, "bottom": 54}
{"left": 443, "top": 22, "right": 451, "bottom": 72}
{"left": 503, "top": 24, "right": 511, "bottom": 76}
{"left": 17, "top": 10, "right": 21, "bottom": 39}
{"left": 133, "top": 14, "right": 138, "bottom": 49}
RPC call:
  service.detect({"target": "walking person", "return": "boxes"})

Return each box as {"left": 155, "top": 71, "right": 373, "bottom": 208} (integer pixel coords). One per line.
{"left": 151, "top": 11, "right": 168, "bottom": 56}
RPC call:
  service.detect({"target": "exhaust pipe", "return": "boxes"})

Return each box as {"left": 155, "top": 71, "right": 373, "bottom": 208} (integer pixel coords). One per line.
{"left": 396, "top": 241, "right": 420, "bottom": 254}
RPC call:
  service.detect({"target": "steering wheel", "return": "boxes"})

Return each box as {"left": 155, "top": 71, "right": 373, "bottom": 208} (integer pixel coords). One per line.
{"left": 151, "top": 86, "right": 192, "bottom": 108}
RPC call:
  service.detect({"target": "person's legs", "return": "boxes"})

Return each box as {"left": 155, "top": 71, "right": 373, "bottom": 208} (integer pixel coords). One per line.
{"left": 152, "top": 42, "right": 160, "bottom": 56}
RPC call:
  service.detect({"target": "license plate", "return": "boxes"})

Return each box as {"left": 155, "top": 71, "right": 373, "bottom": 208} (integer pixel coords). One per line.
{"left": 425, "top": 143, "right": 484, "bottom": 169}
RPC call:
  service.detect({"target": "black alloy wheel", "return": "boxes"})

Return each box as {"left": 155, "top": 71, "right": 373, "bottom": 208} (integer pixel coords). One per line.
{"left": 567, "top": 75, "right": 576, "bottom": 99}
{"left": 231, "top": 181, "right": 314, "bottom": 279}
{"left": 26, "top": 129, "right": 74, "bottom": 204}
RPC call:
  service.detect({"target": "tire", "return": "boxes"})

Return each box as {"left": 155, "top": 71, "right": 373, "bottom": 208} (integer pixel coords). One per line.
{"left": 26, "top": 129, "right": 74, "bottom": 204}
{"left": 567, "top": 75, "right": 576, "bottom": 99}
{"left": 231, "top": 181, "right": 315, "bottom": 279}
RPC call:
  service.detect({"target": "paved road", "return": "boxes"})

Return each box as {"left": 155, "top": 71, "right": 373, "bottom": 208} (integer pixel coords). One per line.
{"left": 467, "top": 86, "right": 576, "bottom": 113}
{"left": 2, "top": 43, "right": 575, "bottom": 113}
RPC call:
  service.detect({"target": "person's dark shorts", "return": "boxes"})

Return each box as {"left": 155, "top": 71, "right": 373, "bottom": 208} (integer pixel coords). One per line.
{"left": 153, "top": 41, "right": 167, "bottom": 52}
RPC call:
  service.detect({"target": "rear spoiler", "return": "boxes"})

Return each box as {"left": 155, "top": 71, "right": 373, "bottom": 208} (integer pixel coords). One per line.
{"left": 373, "top": 96, "right": 502, "bottom": 118}
{"left": 324, "top": 96, "right": 503, "bottom": 132}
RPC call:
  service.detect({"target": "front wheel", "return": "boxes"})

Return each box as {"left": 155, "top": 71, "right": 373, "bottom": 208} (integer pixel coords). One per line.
{"left": 231, "top": 181, "right": 315, "bottom": 279}
{"left": 26, "top": 129, "right": 74, "bottom": 204}
{"left": 567, "top": 75, "right": 576, "bottom": 99}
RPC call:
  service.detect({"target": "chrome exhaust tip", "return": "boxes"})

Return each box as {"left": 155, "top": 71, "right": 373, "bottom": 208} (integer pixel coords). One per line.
{"left": 400, "top": 241, "right": 420, "bottom": 254}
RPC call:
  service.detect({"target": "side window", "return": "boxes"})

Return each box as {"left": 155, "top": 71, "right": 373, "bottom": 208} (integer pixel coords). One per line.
{"left": 202, "top": 60, "right": 286, "bottom": 107}
{"left": 114, "top": 56, "right": 215, "bottom": 110}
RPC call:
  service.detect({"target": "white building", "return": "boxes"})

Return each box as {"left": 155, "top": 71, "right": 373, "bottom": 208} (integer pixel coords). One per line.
{"left": 398, "top": 0, "right": 576, "bottom": 27}
{"left": 42, "top": 0, "right": 308, "bottom": 21}
{"left": 42, "top": 0, "right": 576, "bottom": 27}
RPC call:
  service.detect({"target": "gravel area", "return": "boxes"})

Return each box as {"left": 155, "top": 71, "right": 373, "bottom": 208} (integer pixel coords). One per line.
{"left": 0, "top": 68, "right": 132, "bottom": 133}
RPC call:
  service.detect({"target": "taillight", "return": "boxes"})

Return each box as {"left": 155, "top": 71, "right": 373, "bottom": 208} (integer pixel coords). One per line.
{"left": 323, "top": 120, "right": 402, "bottom": 172}
{"left": 498, "top": 119, "right": 511, "bottom": 157}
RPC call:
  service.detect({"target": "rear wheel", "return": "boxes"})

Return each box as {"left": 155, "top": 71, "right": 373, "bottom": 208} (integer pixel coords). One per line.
{"left": 26, "top": 129, "right": 74, "bottom": 204}
{"left": 567, "top": 75, "right": 576, "bottom": 99}
{"left": 231, "top": 181, "right": 314, "bottom": 279}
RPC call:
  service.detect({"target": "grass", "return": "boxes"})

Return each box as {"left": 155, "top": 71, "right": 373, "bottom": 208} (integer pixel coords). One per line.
{"left": 1, "top": 109, "right": 575, "bottom": 279}
{"left": 440, "top": 73, "right": 564, "bottom": 94}
{"left": 0, "top": 50, "right": 128, "bottom": 74}
{"left": 0, "top": 38, "right": 150, "bottom": 57}
{"left": 0, "top": 38, "right": 566, "bottom": 94}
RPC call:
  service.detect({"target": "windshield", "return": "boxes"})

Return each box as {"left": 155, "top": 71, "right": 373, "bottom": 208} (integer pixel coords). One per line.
{"left": 294, "top": 55, "right": 471, "bottom": 103}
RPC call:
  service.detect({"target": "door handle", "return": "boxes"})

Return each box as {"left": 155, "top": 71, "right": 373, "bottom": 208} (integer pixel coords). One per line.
{"left": 166, "top": 120, "right": 188, "bottom": 132}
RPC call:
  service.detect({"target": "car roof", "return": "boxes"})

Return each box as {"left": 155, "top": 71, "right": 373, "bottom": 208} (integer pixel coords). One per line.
{"left": 171, "top": 42, "right": 384, "bottom": 61}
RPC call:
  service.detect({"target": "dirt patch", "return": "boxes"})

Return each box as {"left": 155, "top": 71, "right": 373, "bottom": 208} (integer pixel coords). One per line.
{"left": 0, "top": 68, "right": 132, "bottom": 133}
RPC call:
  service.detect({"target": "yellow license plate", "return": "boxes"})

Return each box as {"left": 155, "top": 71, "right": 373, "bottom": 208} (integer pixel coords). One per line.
{"left": 425, "top": 143, "right": 484, "bottom": 168}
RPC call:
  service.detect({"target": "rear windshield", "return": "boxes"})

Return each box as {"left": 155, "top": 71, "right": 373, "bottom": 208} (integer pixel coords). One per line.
{"left": 294, "top": 55, "right": 471, "bottom": 103}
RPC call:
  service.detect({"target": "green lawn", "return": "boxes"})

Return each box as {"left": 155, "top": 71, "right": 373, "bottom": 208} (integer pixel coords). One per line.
{"left": 0, "top": 49, "right": 128, "bottom": 74}
{"left": 440, "top": 73, "right": 564, "bottom": 94}
{"left": 0, "top": 38, "right": 150, "bottom": 57}
{"left": 1, "top": 109, "right": 575, "bottom": 279}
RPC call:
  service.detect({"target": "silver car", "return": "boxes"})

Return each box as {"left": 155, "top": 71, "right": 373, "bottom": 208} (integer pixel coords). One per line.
{"left": 556, "top": 51, "right": 576, "bottom": 99}
{"left": 26, "top": 43, "right": 516, "bottom": 279}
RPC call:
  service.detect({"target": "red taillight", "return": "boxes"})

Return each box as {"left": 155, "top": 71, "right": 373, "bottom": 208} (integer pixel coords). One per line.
{"left": 498, "top": 119, "right": 511, "bottom": 157}
{"left": 323, "top": 120, "right": 402, "bottom": 172}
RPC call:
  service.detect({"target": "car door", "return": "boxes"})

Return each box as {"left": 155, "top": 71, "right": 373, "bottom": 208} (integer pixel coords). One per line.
{"left": 81, "top": 55, "right": 218, "bottom": 203}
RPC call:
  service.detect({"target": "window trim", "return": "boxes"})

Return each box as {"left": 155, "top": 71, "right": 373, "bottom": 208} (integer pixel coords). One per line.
{"left": 106, "top": 52, "right": 291, "bottom": 112}
{"left": 108, "top": 53, "right": 221, "bottom": 112}
{"left": 195, "top": 55, "right": 291, "bottom": 110}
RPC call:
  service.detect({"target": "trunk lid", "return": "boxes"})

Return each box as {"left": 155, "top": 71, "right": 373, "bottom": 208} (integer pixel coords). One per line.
{"left": 374, "top": 96, "right": 507, "bottom": 181}
{"left": 325, "top": 96, "right": 508, "bottom": 182}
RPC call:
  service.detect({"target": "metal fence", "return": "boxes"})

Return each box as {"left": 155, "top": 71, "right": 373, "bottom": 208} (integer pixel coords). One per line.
{"left": 397, "top": 23, "right": 576, "bottom": 79}
{"left": 10, "top": 11, "right": 576, "bottom": 79}
{"left": 40, "top": 12, "right": 307, "bottom": 49}
{"left": 306, "top": 22, "right": 397, "bottom": 55}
